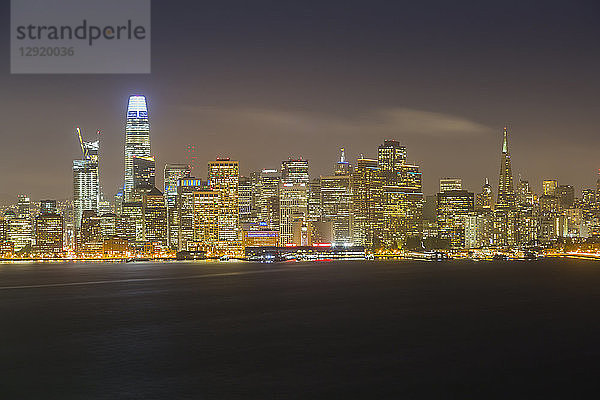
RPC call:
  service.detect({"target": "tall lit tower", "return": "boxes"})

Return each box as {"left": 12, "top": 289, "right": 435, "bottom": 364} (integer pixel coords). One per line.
{"left": 124, "top": 95, "right": 150, "bottom": 202}
{"left": 496, "top": 126, "right": 516, "bottom": 210}
{"left": 377, "top": 140, "right": 406, "bottom": 180}
{"left": 208, "top": 158, "right": 241, "bottom": 253}
{"left": 494, "top": 126, "right": 517, "bottom": 246}
{"left": 73, "top": 127, "right": 100, "bottom": 229}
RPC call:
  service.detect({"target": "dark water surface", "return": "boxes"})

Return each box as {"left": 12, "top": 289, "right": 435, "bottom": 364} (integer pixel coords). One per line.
{"left": 1, "top": 259, "right": 599, "bottom": 398}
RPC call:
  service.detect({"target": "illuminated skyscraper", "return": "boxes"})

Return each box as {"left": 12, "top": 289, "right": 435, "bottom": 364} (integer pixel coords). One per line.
{"left": 124, "top": 95, "right": 151, "bottom": 202}
{"left": 475, "top": 178, "right": 494, "bottom": 211}
{"left": 164, "top": 164, "right": 191, "bottom": 248}
{"left": 496, "top": 127, "right": 516, "bottom": 210}
{"left": 335, "top": 148, "right": 352, "bottom": 175}
{"left": 279, "top": 183, "right": 308, "bottom": 246}
{"left": 543, "top": 180, "right": 558, "bottom": 197}
{"left": 73, "top": 130, "right": 99, "bottom": 230}
{"left": 35, "top": 210, "right": 64, "bottom": 256}
{"left": 142, "top": 188, "right": 167, "bottom": 246}
{"left": 78, "top": 210, "right": 102, "bottom": 255}
{"left": 238, "top": 176, "right": 253, "bottom": 224}
{"left": 177, "top": 178, "right": 205, "bottom": 251}
{"left": 374, "top": 140, "right": 424, "bottom": 249}
{"left": 377, "top": 140, "right": 406, "bottom": 181}
{"left": 40, "top": 200, "right": 57, "bottom": 215}
{"left": 557, "top": 185, "right": 575, "bottom": 209}
{"left": 382, "top": 164, "right": 424, "bottom": 249}
{"left": 7, "top": 197, "right": 34, "bottom": 253}
{"left": 321, "top": 152, "right": 353, "bottom": 245}
{"left": 281, "top": 158, "right": 309, "bottom": 184}
{"left": 208, "top": 158, "right": 241, "bottom": 253}
{"left": 132, "top": 155, "right": 156, "bottom": 201}
{"left": 440, "top": 178, "right": 462, "bottom": 193}
{"left": 494, "top": 126, "right": 517, "bottom": 246}
{"left": 517, "top": 178, "right": 534, "bottom": 205}
{"left": 308, "top": 178, "right": 323, "bottom": 222}
{"left": 352, "top": 158, "right": 384, "bottom": 250}
{"left": 121, "top": 202, "right": 144, "bottom": 242}
{"left": 256, "top": 169, "right": 281, "bottom": 230}
{"left": 538, "top": 194, "right": 559, "bottom": 242}
{"left": 437, "top": 190, "right": 475, "bottom": 248}
{"left": 192, "top": 191, "right": 220, "bottom": 253}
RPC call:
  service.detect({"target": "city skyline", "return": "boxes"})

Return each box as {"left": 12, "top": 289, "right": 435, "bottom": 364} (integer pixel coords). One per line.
{"left": 0, "top": 93, "right": 599, "bottom": 204}
{"left": 1, "top": 94, "right": 596, "bottom": 259}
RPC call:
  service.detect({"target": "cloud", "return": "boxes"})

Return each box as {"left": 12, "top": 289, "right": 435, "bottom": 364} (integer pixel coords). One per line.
{"left": 181, "top": 106, "right": 492, "bottom": 140}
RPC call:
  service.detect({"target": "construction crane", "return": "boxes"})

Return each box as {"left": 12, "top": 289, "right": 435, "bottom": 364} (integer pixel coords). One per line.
{"left": 75, "top": 126, "right": 89, "bottom": 160}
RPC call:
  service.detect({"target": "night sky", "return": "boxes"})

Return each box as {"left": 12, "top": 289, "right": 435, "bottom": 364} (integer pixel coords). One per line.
{"left": 1, "top": 0, "right": 599, "bottom": 202}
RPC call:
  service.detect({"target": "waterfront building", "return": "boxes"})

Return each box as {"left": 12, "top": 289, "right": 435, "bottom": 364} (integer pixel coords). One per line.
{"left": 34, "top": 211, "right": 64, "bottom": 256}
{"left": 191, "top": 190, "right": 219, "bottom": 254}
{"left": 279, "top": 183, "right": 308, "bottom": 246}
{"left": 437, "top": 190, "right": 475, "bottom": 249}
{"left": 208, "top": 158, "right": 241, "bottom": 254}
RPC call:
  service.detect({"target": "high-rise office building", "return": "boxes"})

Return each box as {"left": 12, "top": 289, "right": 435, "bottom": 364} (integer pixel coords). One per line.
{"left": 281, "top": 158, "right": 309, "bottom": 184}
{"left": 543, "top": 180, "right": 559, "bottom": 197}
{"left": 78, "top": 210, "right": 102, "bottom": 255}
{"left": 238, "top": 176, "right": 253, "bottom": 224}
{"left": 17, "top": 194, "right": 31, "bottom": 219}
{"left": 7, "top": 195, "right": 34, "bottom": 253}
{"left": 517, "top": 178, "right": 534, "bottom": 205}
{"left": 177, "top": 178, "right": 205, "bottom": 251}
{"left": 497, "top": 127, "right": 516, "bottom": 210}
{"left": 255, "top": 169, "right": 281, "bottom": 230}
{"left": 132, "top": 155, "right": 156, "bottom": 201}
{"left": 208, "top": 158, "right": 241, "bottom": 253}
{"left": 381, "top": 162, "right": 424, "bottom": 250}
{"left": 437, "top": 190, "right": 475, "bottom": 248}
{"left": 308, "top": 178, "right": 323, "bottom": 222}
{"left": 494, "top": 127, "right": 517, "bottom": 246}
{"left": 164, "top": 164, "right": 191, "bottom": 248}
{"left": 557, "top": 185, "right": 574, "bottom": 209}
{"left": 463, "top": 212, "right": 494, "bottom": 249}
{"left": 121, "top": 201, "right": 144, "bottom": 242}
{"left": 321, "top": 167, "right": 353, "bottom": 246}
{"left": 279, "top": 183, "right": 308, "bottom": 246}
{"left": 192, "top": 191, "right": 220, "bottom": 253}
{"left": 0, "top": 214, "right": 7, "bottom": 243}
{"left": 35, "top": 210, "right": 64, "bottom": 256}
{"left": 99, "top": 213, "right": 117, "bottom": 240}
{"left": 351, "top": 159, "right": 383, "bottom": 249}
{"left": 538, "top": 194, "right": 559, "bottom": 242}
{"left": 475, "top": 178, "right": 493, "bottom": 210}
{"left": 377, "top": 140, "right": 406, "bottom": 181}
{"left": 124, "top": 95, "right": 151, "bottom": 202}
{"left": 40, "top": 200, "right": 58, "bottom": 215}
{"left": 73, "top": 131, "right": 99, "bottom": 230}
{"left": 440, "top": 178, "right": 462, "bottom": 193}
{"left": 142, "top": 188, "right": 167, "bottom": 246}
{"left": 335, "top": 148, "right": 352, "bottom": 175}
{"left": 7, "top": 198, "right": 33, "bottom": 253}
